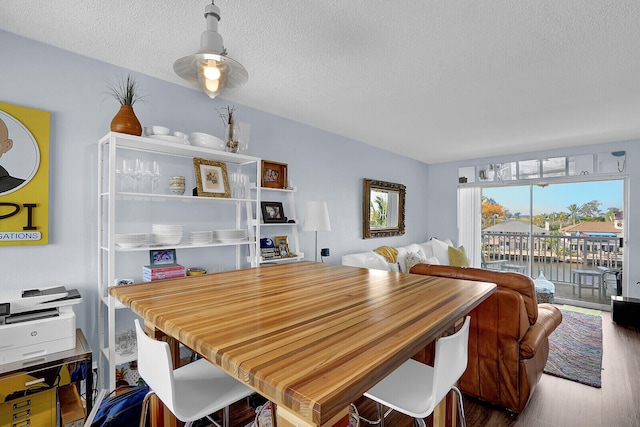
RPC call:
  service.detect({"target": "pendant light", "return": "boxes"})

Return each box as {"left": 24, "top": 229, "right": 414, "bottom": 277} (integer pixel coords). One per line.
{"left": 173, "top": 1, "right": 248, "bottom": 98}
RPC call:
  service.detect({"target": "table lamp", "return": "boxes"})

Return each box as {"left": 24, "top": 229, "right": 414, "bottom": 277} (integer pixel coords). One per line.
{"left": 303, "top": 201, "right": 331, "bottom": 262}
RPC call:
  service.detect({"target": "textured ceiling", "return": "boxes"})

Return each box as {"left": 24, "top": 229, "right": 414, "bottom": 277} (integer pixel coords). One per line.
{"left": 2, "top": 1, "right": 640, "bottom": 164}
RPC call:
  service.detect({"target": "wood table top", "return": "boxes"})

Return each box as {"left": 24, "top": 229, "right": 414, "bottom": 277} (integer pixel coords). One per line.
{"left": 110, "top": 261, "right": 495, "bottom": 426}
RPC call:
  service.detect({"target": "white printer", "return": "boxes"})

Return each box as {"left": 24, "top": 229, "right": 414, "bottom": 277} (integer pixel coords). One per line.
{"left": 0, "top": 286, "right": 82, "bottom": 368}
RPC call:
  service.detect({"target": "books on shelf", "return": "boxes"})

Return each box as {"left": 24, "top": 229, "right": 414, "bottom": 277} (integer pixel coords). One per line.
{"left": 143, "top": 264, "right": 185, "bottom": 281}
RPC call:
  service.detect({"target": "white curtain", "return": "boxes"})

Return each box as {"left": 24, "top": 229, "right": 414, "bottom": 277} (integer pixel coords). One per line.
{"left": 457, "top": 186, "right": 482, "bottom": 268}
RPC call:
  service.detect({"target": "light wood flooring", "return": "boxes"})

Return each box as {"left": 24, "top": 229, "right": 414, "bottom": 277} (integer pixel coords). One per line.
{"left": 223, "top": 310, "right": 640, "bottom": 427}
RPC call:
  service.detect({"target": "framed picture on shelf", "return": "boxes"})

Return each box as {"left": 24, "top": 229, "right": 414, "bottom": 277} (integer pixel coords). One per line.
{"left": 261, "top": 201, "right": 288, "bottom": 223}
{"left": 261, "top": 160, "right": 288, "bottom": 189}
{"left": 275, "top": 235, "right": 295, "bottom": 258}
{"left": 149, "top": 249, "right": 177, "bottom": 266}
{"left": 193, "top": 157, "right": 230, "bottom": 198}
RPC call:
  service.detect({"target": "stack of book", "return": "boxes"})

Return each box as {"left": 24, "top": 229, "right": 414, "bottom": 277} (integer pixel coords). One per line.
{"left": 143, "top": 264, "right": 185, "bottom": 281}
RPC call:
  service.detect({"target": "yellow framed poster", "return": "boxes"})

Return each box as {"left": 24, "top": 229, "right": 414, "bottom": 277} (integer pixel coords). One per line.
{"left": 0, "top": 102, "right": 50, "bottom": 246}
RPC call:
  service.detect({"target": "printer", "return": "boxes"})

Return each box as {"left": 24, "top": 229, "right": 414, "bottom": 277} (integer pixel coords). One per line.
{"left": 0, "top": 286, "right": 82, "bottom": 367}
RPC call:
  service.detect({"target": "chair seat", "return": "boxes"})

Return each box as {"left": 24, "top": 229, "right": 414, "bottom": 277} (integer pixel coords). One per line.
{"left": 171, "top": 358, "right": 254, "bottom": 422}
{"left": 365, "top": 359, "right": 436, "bottom": 419}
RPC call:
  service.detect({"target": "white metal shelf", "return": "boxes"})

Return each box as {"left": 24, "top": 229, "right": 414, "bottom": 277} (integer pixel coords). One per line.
{"left": 251, "top": 185, "right": 302, "bottom": 266}
{"left": 101, "top": 191, "right": 256, "bottom": 204}
{"left": 100, "top": 132, "right": 260, "bottom": 164}
{"left": 101, "top": 240, "right": 254, "bottom": 253}
{"left": 98, "top": 132, "right": 260, "bottom": 391}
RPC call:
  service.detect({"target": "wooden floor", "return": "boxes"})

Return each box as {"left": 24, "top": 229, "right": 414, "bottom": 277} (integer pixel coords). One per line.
{"left": 223, "top": 310, "right": 640, "bottom": 427}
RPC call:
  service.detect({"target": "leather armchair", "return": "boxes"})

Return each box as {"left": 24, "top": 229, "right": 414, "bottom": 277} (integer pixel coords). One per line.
{"left": 409, "top": 264, "right": 562, "bottom": 413}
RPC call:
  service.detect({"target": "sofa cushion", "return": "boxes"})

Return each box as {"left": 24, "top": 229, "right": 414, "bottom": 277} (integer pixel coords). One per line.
{"left": 416, "top": 241, "right": 435, "bottom": 259}
{"left": 405, "top": 249, "right": 428, "bottom": 272}
{"left": 430, "top": 238, "right": 452, "bottom": 265}
{"left": 342, "top": 251, "right": 391, "bottom": 271}
{"left": 448, "top": 246, "right": 470, "bottom": 267}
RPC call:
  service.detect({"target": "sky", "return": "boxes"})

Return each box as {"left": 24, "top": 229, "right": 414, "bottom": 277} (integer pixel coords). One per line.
{"left": 482, "top": 179, "right": 624, "bottom": 216}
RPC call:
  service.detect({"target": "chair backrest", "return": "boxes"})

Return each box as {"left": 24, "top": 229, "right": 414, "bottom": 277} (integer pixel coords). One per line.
{"left": 134, "top": 319, "right": 177, "bottom": 413}
{"left": 432, "top": 316, "right": 471, "bottom": 405}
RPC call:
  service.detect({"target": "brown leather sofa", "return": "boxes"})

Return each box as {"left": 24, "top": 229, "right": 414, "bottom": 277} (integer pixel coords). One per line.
{"left": 409, "top": 264, "right": 562, "bottom": 413}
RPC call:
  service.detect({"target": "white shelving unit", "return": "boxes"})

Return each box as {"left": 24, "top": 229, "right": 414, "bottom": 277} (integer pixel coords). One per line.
{"left": 97, "top": 132, "right": 260, "bottom": 390}
{"left": 251, "top": 185, "right": 304, "bottom": 264}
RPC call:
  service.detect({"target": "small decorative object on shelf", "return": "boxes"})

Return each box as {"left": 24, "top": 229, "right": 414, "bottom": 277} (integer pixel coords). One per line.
{"left": 260, "top": 238, "right": 281, "bottom": 260}
{"left": 107, "top": 74, "right": 145, "bottom": 136}
{"left": 218, "top": 105, "right": 240, "bottom": 153}
{"left": 193, "top": 158, "right": 231, "bottom": 198}
{"left": 261, "top": 201, "right": 288, "bottom": 223}
{"left": 261, "top": 160, "right": 288, "bottom": 189}
{"left": 275, "top": 235, "right": 296, "bottom": 258}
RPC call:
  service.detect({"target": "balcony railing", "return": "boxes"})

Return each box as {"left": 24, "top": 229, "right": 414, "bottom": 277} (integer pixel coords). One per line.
{"left": 481, "top": 232, "right": 622, "bottom": 286}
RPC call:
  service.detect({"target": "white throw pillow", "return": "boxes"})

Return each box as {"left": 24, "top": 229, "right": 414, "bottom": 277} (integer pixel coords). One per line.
{"left": 417, "top": 241, "right": 435, "bottom": 259}
{"left": 430, "top": 238, "right": 453, "bottom": 265}
{"left": 363, "top": 252, "right": 392, "bottom": 271}
{"left": 423, "top": 256, "right": 439, "bottom": 265}
{"left": 404, "top": 249, "right": 427, "bottom": 271}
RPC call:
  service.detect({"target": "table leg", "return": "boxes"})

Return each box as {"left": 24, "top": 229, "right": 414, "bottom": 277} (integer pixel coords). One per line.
{"left": 276, "top": 405, "right": 348, "bottom": 427}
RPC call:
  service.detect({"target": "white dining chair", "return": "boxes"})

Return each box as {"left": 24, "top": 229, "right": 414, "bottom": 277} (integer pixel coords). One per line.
{"left": 134, "top": 319, "right": 255, "bottom": 427}
{"left": 363, "top": 316, "right": 471, "bottom": 427}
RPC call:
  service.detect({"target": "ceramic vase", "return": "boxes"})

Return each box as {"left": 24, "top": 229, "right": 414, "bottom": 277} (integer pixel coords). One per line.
{"left": 110, "top": 105, "right": 142, "bottom": 136}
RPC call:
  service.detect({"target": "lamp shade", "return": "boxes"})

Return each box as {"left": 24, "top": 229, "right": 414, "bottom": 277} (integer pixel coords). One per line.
{"left": 173, "top": 2, "right": 248, "bottom": 99}
{"left": 303, "top": 201, "right": 331, "bottom": 232}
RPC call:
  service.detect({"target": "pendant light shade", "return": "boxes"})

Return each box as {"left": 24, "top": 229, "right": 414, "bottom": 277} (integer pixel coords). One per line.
{"left": 173, "top": 2, "right": 248, "bottom": 98}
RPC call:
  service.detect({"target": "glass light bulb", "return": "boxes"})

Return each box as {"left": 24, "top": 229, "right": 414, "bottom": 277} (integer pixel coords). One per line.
{"left": 204, "top": 65, "right": 221, "bottom": 81}
{"left": 205, "top": 78, "right": 220, "bottom": 92}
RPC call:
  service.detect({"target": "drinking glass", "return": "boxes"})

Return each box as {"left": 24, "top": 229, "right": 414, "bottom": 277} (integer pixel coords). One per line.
{"left": 150, "top": 161, "right": 160, "bottom": 193}
{"left": 119, "top": 158, "right": 134, "bottom": 192}
{"left": 134, "top": 158, "right": 147, "bottom": 193}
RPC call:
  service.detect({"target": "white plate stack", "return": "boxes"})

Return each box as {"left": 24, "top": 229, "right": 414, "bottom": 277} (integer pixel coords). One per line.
{"left": 152, "top": 224, "right": 184, "bottom": 245}
{"left": 190, "top": 132, "right": 225, "bottom": 150}
{"left": 114, "top": 233, "right": 150, "bottom": 248}
{"left": 189, "top": 231, "right": 213, "bottom": 245}
{"left": 212, "top": 229, "right": 247, "bottom": 243}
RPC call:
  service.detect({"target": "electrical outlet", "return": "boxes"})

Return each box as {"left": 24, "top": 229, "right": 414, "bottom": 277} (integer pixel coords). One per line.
{"left": 320, "top": 248, "right": 330, "bottom": 257}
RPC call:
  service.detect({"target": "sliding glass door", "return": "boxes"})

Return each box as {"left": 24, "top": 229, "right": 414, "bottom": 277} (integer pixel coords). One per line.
{"left": 480, "top": 179, "right": 625, "bottom": 309}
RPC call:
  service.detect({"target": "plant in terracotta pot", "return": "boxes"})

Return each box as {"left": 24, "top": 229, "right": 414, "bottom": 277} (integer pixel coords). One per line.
{"left": 107, "top": 74, "right": 145, "bottom": 136}
{"left": 218, "top": 105, "right": 239, "bottom": 153}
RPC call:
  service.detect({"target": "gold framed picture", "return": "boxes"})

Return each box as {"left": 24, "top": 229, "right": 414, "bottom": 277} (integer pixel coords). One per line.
{"left": 261, "top": 160, "right": 288, "bottom": 189}
{"left": 274, "top": 235, "right": 295, "bottom": 258}
{"left": 193, "top": 158, "right": 230, "bottom": 198}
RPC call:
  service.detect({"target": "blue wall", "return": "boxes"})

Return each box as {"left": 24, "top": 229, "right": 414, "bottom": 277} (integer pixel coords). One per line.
{"left": 0, "top": 30, "right": 430, "bottom": 354}
{"left": 2, "top": 29, "right": 639, "bottom": 362}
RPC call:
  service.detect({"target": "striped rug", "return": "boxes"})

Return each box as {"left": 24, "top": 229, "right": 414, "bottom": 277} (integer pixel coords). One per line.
{"left": 543, "top": 308, "right": 603, "bottom": 388}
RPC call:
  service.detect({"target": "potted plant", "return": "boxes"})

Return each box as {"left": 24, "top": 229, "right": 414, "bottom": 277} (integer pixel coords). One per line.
{"left": 218, "top": 105, "right": 239, "bottom": 153}
{"left": 107, "top": 74, "right": 144, "bottom": 136}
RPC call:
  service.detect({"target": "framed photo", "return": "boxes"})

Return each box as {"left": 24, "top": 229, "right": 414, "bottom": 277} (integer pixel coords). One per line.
{"left": 261, "top": 160, "right": 288, "bottom": 189}
{"left": 261, "top": 201, "right": 287, "bottom": 223}
{"left": 274, "top": 235, "right": 295, "bottom": 258}
{"left": 150, "top": 249, "right": 177, "bottom": 266}
{"left": 193, "top": 158, "right": 230, "bottom": 198}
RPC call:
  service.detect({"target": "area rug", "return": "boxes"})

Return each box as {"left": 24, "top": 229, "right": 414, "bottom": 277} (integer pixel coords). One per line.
{"left": 561, "top": 304, "right": 602, "bottom": 316}
{"left": 543, "top": 309, "right": 603, "bottom": 388}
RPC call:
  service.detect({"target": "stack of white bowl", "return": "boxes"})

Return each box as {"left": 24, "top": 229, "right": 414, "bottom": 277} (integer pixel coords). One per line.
{"left": 114, "top": 233, "right": 149, "bottom": 248}
{"left": 190, "top": 132, "right": 225, "bottom": 150}
{"left": 152, "top": 224, "right": 183, "bottom": 245}
{"left": 212, "top": 229, "right": 247, "bottom": 242}
{"left": 189, "top": 231, "right": 213, "bottom": 245}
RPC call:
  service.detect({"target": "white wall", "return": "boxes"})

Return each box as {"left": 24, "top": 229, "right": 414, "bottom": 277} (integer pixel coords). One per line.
{"left": 426, "top": 140, "right": 639, "bottom": 298}
{"left": 0, "top": 31, "right": 430, "bottom": 354}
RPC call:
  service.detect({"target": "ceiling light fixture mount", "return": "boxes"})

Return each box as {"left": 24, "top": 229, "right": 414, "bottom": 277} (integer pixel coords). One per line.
{"left": 173, "top": 1, "right": 248, "bottom": 99}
